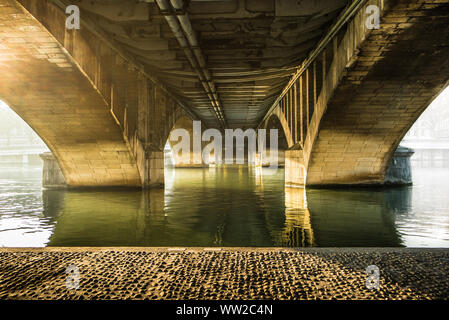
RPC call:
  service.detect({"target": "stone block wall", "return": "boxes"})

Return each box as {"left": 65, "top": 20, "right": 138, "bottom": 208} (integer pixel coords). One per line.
{"left": 0, "top": 0, "right": 194, "bottom": 188}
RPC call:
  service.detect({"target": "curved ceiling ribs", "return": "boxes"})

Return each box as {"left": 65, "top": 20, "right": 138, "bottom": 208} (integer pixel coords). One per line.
{"left": 61, "top": 0, "right": 349, "bottom": 129}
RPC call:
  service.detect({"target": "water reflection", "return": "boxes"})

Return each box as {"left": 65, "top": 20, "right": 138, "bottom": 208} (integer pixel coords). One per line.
{"left": 281, "top": 187, "right": 314, "bottom": 247}
{"left": 306, "top": 188, "right": 404, "bottom": 247}
{"left": 0, "top": 166, "right": 54, "bottom": 247}
{"left": 47, "top": 190, "right": 148, "bottom": 246}
{"left": 1, "top": 165, "right": 449, "bottom": 247}
{"left": 47, "top": 167, "right": 284, "bottom": 247}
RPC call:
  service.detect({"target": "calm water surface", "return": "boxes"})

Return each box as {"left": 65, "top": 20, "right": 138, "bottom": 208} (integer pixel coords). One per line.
{"left": 1, "top": 164, "right": 449, "bottom": 247}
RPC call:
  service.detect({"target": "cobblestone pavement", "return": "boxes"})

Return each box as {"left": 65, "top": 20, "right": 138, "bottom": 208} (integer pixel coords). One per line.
{"left": 0, "top": 248, "right": 448, "bottom": 300}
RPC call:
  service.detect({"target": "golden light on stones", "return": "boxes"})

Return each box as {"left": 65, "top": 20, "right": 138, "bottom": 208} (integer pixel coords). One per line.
{"left": 282, "top": 187, "right": 314, "bottom": 247}
{"left": 285, "top": 150, "right": 306, "bottom": 188}
{"left": 0, "top": 0, "right": 449, "bottom": 303}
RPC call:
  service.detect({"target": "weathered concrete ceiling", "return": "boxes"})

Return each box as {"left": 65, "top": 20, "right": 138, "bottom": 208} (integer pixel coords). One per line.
{"left": 58, "top": 0, "right": 349, "bottom": 129}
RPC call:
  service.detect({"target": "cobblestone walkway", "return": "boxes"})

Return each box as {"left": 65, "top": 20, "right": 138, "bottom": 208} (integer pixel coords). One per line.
{"left": 0, "top": 248, "right": 448, "bottom": 300}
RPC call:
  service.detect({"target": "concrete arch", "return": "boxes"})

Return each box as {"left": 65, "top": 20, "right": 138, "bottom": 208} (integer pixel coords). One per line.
{"left": 263, "top": 112, "right": 306, "bottom": 184}
{"left": 263, "top": 109, "right": 294, "bottom": 149}
{"left": 260, "top": 0, "right": 449, "bottom": 187}
{"left": 0, "top": 0, "right": 141, "bottom": 187}
{"left": 304, "top": 2, "right": 449, "bottom": 186}
{"left": 1, "top": 0, "right": 198, "bottom": 188}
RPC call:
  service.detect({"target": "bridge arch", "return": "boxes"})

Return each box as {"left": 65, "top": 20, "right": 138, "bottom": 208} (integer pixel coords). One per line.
{"left": 0, "top": 72, "right": 140, "bottom": 188}
{"left": 0, "top": 99, "right": 50, "bottom": 162}
{"left": 259, "top": 0, "right": 449, "bottom": 187}
{"left": 263, "top": 109, "right": 294, "bottom": 150}
{"left": 0, "top": 0, "right": 198, "bottom": 188}
{"left": 263, "top": 113, "right": 291, "bottom": 167}
{"left": 0, "top": 0, "right": 142, "bottom": 187}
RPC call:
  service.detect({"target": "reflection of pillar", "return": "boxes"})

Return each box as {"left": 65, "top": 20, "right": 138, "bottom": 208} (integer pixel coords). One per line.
{"left": 148, "top": 188, "right": 165, "bottom": 215}
{"left": 139, "top": 188, "right": 166, "bottom": 243}
{"left": 39, "top": 152, "right": 66, "bottom": 189}
{"left": 42, "top": 189, "right": 66, "bottom": 220}
{"left": 384, "top": 183, "right": 412, "bottom": 215}
{"left": 285, "top": 150, "right": 306, "bottom": 187}
{"left": 254, "top": 166, "right": 263, "bottom": 188}
{"left": 285, "top": 186, "right": 307, "bottom": 208}
{"left": 47, "top": 190, "right": 145, "bottom": 246}
{"left": 282, "top": 187, "right": 314, "bottom": 247}
{"left": 255, "top": 153, "right": 262, "bottom": 168}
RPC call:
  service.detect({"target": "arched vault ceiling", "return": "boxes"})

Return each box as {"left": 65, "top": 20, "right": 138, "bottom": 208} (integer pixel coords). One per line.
{"left": 60, "top": 0, "right": 349, "bottom": 129}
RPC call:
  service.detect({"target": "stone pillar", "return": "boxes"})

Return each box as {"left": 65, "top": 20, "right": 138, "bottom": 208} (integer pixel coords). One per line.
{"left": 149, "top": 151, "right": 164, "bottom": 187}
{"left": 384, "top": 146, "right": 414, "bottom": 185}
{"left": 39, "top": 152, "right": 66, "bottom": 189}
{"left": 285, "top": 150, "right": 306, "bottom": 188}
{"left": 135, "top": 140, "right": 165, "bottom": 188}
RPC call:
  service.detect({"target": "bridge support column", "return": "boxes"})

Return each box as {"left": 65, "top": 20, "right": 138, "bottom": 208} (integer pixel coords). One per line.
{"left": 39, "top": 152, "right": 66, "bottom": 189}
{"left": 148, "top": 151, "right": 164, "bottom": 188}
{"left": 285, "top": 150, "right": 306, "bottom": 188}
{"left": 385, "top": 146, "right": 414, "bottom": 186}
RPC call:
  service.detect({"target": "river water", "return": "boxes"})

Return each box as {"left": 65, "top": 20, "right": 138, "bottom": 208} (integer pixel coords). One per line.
{"left": 0, "top": 164, "right": 448, "bottom": 247}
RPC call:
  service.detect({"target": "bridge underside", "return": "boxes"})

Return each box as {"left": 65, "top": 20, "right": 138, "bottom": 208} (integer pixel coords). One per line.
{"left": 260, "top": 0, "right": 449, "bottom": 187}
{"left": 1, "top": 0, "right": 192, "bottom": 188}
{"left": 0, "top": 0, "right": 448, "bottom": 188}
{"left": 0, "top": 0, "right": 141, "bottom": 187}
{"left": 306, "top": 0, "right": 449, "bottom": 186}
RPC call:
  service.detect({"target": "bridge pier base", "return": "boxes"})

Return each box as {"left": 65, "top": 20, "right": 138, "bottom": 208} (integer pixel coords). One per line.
{"left": 385, "top": 146, "right": 414, "bottom": 186}
{"left": 285, "top": 150, "right": 306, "bottom": 188}
{"left": 148, "top": 151, "right": 164, "bottom": 188}
{"left": 39, "top": 152, "right": 66, "bottom": 189}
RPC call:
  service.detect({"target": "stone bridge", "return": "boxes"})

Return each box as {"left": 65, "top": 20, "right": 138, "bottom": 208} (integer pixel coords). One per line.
{"left": 0, "top": 0, "right": 448, "bottom": 188}
{"left": 260, "top": 0, "right": 449, "bottom": 187}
